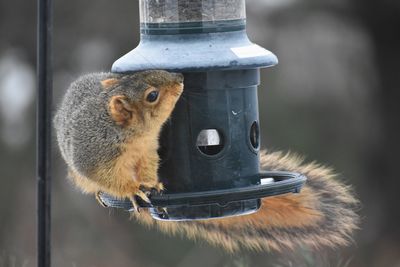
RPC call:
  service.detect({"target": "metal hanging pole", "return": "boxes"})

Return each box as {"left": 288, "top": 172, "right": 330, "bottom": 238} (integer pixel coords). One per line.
{"left": 37, "top": 0, "right": 53, "bottom": 265}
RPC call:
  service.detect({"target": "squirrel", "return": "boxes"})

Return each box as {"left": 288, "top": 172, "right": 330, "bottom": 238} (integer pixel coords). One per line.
{"left": 54, "top": 70, "right": 184, "bottom": 211}
{"left": 54, "top": 70, "right": 359, "bottom": 252}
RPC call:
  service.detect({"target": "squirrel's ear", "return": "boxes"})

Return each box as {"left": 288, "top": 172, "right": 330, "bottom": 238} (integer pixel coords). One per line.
{"left": 101, "top": 78, "right": 119, "bottom": 89}
{"left": 108, "top": 95, "right": 134, "bottom": 126}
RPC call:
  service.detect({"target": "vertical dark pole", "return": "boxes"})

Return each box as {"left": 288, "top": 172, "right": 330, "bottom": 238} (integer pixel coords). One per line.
{"left": 37, "top": 0, "right": 52, "bottom": 265}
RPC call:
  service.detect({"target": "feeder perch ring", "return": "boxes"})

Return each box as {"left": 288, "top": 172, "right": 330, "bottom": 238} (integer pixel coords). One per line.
{"left": 98, "top": 171, "right": 306, "bottom": 215}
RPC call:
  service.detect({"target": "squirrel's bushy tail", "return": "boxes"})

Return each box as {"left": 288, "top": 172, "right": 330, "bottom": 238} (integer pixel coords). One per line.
{"left": 136, "top": 150, "right": 360, "bottom": 252}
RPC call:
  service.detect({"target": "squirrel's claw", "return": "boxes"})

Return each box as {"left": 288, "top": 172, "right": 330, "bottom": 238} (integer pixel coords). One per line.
{"left": 95, "top": 192, "right": 107, "bottom": 208}
{"left": 139, "top": 182, "right": 164, "bottom": 196}
{"left": 153, "top": 182, "right": 164, "bottom": 193}
{"left": 129, "top": 190, "right": 152, "bottom": 213}
{"left": 129, "top": 196, "right": 142, "bottom": 213}
{"left": 135, "top": 190, "right": 152, "bottom": 205}
{"left": 129, "top": 183, "right": 164, "bottom": 213}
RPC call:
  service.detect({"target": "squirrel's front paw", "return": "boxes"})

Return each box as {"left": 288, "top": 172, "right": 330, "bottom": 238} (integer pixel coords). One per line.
{"left": 130, "top": 182, "right": 164, "bottom": 213}
{"left": 139, "top": 182, "right": 164, "bottom": 195}
{"left": 129, "top": 193, "right": 149, "bottom": 213}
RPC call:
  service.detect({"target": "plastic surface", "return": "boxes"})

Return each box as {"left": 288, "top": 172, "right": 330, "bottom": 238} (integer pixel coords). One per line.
{"left": 112, "top": 29, "right": 278, "bottom": 73}
{"left": 98, "top": 172, "right": 307, "bottom": 221}
{"left": 109, "top": 2, "right": 295, "bottom": 221}
{"left": 151, "top": 172, "right": 307, "bottom": 206}
{"left": 158, "top": 70, "right": 261, "bottom": 194}
{"left": 149, "top": 199, "right": 261, "bottom": 221}
{"left": 112, "top": 1, "right": 277, "bottom": 73}
{"left": 140, "top": 0, "right": 246, "bottom": 23}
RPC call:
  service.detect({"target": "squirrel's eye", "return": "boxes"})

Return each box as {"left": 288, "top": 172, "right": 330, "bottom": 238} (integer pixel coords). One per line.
{"left": 146, "top": 90, "right": 159, "bottom": 103}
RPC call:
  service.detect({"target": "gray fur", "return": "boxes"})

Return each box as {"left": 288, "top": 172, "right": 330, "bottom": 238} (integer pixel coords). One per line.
{"left": 54, "top": 70, "right": 183, "bottom": 178}
{"left": 54, "top": 73, "right": 121, "bottom": 176}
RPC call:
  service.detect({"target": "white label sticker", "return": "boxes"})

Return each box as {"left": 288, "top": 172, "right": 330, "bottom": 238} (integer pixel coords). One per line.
{"left": 261, "top": 178, "right": 275, "bottom": 185}
{"left": 231, "top": 45, "right": 270, "bottom": 58}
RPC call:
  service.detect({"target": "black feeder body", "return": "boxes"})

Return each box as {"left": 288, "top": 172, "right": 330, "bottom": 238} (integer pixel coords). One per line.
{"left": 102, "top": 0, "right": 307, "bottom": 221}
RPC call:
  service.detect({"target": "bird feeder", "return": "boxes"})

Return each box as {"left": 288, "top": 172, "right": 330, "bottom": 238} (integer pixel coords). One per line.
{"left": 100, "top": 0, "right": 306, "bottom": 221}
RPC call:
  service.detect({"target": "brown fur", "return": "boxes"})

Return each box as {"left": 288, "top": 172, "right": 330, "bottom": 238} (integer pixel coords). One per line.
{"left": 95, "top": 82, "right": 182, "bottom": 207}
{"left": 57, "top": 71, "right": 358, "bottom": 253}
{"left": 100, "top": 78, "right": 119, "bottom": 89}
{"left": 134, "top": 150, "right": 359, "bottom": 252}
{"left": 66, "top": 72, "right": 183, "bottom": 201}
{"left": 108, "top": 95, "right": 134, "bottom": 126}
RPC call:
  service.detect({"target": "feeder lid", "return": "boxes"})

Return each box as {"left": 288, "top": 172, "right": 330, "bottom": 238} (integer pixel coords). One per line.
{"left": 112, "top": 30, "right": 278, "bottom": 72}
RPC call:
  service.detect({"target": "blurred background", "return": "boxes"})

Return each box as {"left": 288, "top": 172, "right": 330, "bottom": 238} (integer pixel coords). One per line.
{"left": 0, "top": 0, "right": 399, "bottom": 266}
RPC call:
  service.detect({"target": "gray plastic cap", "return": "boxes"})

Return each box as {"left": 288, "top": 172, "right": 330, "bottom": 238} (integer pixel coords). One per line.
{"left": 112, "top": 30, "right": 278, "bottom": 72}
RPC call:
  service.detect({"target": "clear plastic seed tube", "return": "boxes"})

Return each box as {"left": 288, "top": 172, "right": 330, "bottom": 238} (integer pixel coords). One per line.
{"left": 140, "top": 0, "right": 246, "bottom": 24}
